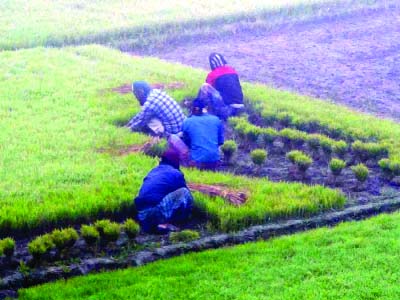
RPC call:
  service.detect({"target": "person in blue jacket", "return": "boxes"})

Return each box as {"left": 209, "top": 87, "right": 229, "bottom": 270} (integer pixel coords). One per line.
{"left": 135, "top": 148, "right": 193, "bottom": 233}
{"left": 182, "top": 98, "right": 224, "bottom": 170}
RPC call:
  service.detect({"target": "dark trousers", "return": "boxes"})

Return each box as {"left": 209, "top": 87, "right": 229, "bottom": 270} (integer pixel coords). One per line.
{"left": 137, "top": 188, "right": 193, "bottom": 233}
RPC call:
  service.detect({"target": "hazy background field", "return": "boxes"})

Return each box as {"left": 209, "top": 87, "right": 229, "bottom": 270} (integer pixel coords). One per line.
{"left": 0, "top": 0, "right": 339, "bottom": 49}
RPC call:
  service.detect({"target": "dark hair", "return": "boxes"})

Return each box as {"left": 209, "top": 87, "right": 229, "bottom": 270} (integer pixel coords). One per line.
{"left": 192, "top": 98, "right": 205, "bottom": 110}
{"left": 191, "top": 98, "right": 205, "bottom": 115}
{"left": 161, "top": 148, "right": 180, "bottom": 169}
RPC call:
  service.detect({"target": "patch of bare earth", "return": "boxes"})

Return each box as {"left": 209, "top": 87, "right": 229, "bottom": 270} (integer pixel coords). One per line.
{"left": 134, "top": 4, "right": 400, "bottom": 121}
{"left": 111, "top": 82, "right": 186, "bottom": 95}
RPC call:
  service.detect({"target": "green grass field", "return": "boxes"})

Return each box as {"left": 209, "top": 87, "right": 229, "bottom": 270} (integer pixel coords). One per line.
{"left": 19, "top": 211, "right": 400, "bottom": 299}
{"left": 0, "top": 45, "right": 345, "bottom": 234}
{"left": 3, "top": 1, "right": 400, "bottom": 297}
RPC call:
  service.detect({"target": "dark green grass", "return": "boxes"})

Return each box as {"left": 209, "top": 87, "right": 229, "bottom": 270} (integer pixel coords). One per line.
{"left": 0, "top": 45, "right": 344, "bottom": 234}
{"left": 20, "top": 212, "right": 400, "bottom": 299}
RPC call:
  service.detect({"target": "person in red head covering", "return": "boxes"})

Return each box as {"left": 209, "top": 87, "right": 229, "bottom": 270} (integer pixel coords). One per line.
{"left": 206, "top": 53, "right": 244, "bottom": 117}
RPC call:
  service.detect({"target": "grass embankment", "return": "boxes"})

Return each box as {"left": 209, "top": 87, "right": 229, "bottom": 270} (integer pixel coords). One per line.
{"left": 0, "top": 0, "right": 389, "bottom": 51}
{"left": 0, "top": 45, "right": 344, "bottom": 235}
{"left": 20, "top": 212, "right": 400, "bottom": 299}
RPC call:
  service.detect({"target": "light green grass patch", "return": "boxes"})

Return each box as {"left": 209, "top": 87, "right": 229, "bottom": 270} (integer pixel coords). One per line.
{"left": 0, "top": 45, "right": 344, "bottom": 233}
{"left": 0, "top": 46, "right": 154, "bottom": 231}
{"left": 19, "top": 211, "right": 400, "bottom": 299}
{"left": 187, "top": 170, "right": 343, "bottom": 232}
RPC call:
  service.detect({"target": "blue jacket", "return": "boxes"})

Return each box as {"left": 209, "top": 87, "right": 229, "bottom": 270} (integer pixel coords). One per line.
{"left": 135, "top": 162, "right": 187, "bottom": 211}
{"left": 182, "top": 113, "right": 224, "bottom": 163}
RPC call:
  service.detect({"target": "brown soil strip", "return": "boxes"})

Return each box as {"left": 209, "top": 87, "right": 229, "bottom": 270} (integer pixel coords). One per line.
{"left": 97, "top": 137, "right": 160, "bottom": 156}
{"left": 188, "top": 183, "right": 248, "bottom": 206}
{"left": 117, "top": 144, "right": 146, "bottom": 155}
{"left": 111, "top": 84, "right": 132, "bottom": 94}
{"left": 117, "top": 140, "right": 155, "bottom": 156}
{"left": 112, "top": 82, "right": 186, "bottom": 95}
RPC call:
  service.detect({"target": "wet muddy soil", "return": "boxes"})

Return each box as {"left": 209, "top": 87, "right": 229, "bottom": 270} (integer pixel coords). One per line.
{"left": 0, "top": 215, "right": 207, "bottom": 283}
{"left": 219, "top": 122, "right": 400, "bottom": 208}
{"left": 135, "top": 4, "right": 400, "bottom": 121}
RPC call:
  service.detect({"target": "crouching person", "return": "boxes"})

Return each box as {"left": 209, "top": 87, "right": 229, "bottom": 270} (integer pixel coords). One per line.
{"left": 206, "top": 53, "right": 245, "bottom": 117}
{"left": 126, "top": 81, "right": 186, "bottom": 137}
{"left": 182, "top": 98, "right": 224, "bottom": 171}
{"left": 197, "top": 83, "right": 229, "bottom": 121}
{"left": 135, "top": 148, "right": 193, "bottom": 233}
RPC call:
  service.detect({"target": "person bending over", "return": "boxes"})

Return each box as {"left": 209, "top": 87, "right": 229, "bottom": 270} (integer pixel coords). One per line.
{"left": 135, "top": 148, "right": 193, "bottom": 234}
{"left": 206, "top": 53, "right": 244, "bottom": 117}
{"left": 126, "top": 81, "right": 186, "bottom": 136}
{"left": 182, "top": 98, "right": 224, "bottom": 171}
{"left": 197, "top": 83, "right": 229, "bottom": 121}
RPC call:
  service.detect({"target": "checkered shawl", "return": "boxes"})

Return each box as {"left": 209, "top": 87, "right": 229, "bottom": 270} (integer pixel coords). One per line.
{"left": 127, "top": 89, "right": 186, "bottom": 134}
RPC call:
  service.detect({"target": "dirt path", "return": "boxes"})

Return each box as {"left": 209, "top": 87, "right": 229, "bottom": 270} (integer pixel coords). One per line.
{"left": 136, "top": 4, "right": 400, "bottom": 121}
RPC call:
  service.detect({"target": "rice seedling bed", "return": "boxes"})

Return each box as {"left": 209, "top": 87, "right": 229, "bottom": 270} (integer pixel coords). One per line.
{"left": 2, "top": 44, "right": 399, "bottom": 290}
{"left": 0, "top": 217, "right": 200, "bottom": 281}
{"left": 217, "top": 114, "right": 399, "bottom": 208}
{"left": 0, "top": 45, "right": 344, "bottom": 238}
{"left": 0, "top": 217, "right": 205, "bottom": 286}
{"left": 7, "top": 108, "right": 400, "bottom": 291}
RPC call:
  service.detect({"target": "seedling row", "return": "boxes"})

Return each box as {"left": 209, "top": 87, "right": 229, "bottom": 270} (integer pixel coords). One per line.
{"left": 0, "top": 218, "right": 202, "bottom": 279}
{"left": 219, "top": 115, "right": 398, "bottom": 200}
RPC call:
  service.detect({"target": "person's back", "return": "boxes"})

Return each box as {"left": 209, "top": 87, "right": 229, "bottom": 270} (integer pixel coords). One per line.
{"left": 183, "top": 113, "right": 223, "bottom": 163}
{"left": 206, "top": 53, "right": 244, "bottom": 107}
{"left": 127, "top": 81, "right": 186, "bottom": 136}
{"left": 135, "top": 163, "right": 186, "bottom": 211}
{"left": 182, "top": 99, "right": 224, "bottom": 170}
{"left": 134, "top": 149, "right": 193, "bottom": 233}
{"left": 146, "top": 89, "right": 185, "bottom": 134}
{"left": 146, "top": 89, "right": 186, "bottom": 135}
{"left": 206, "top": 65, "right": 243, "bottom": 106}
